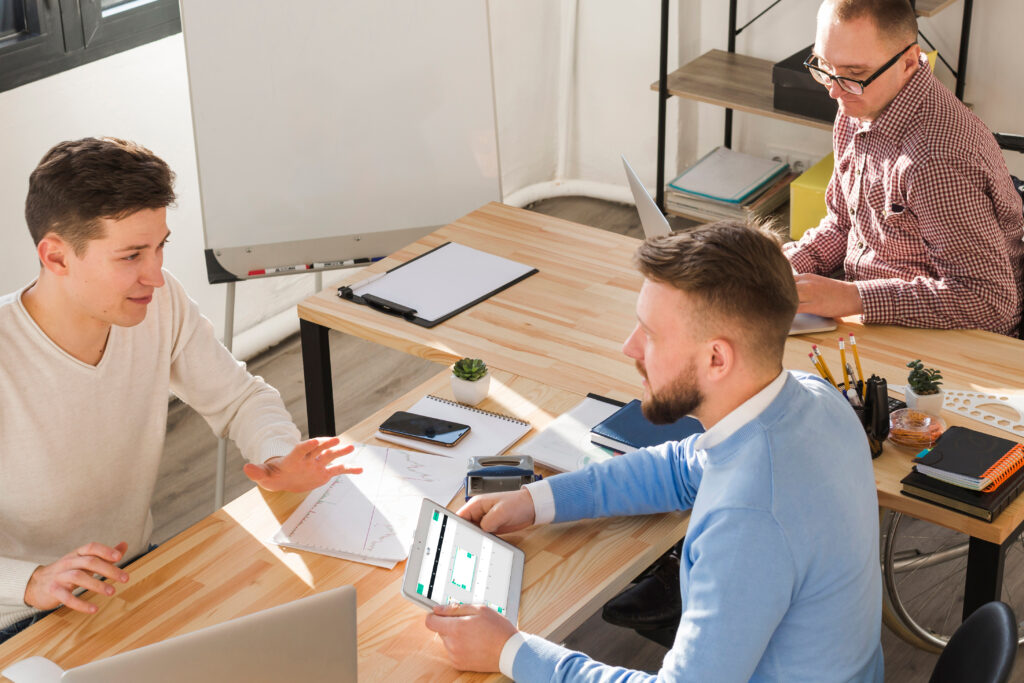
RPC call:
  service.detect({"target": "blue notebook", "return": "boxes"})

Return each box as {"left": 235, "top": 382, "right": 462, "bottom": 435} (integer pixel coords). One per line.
{"left": 589, "top": 399, "right": 704, "bottom": 453}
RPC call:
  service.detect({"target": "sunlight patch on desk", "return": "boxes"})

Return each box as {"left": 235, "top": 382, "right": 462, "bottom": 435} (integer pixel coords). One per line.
{"left": 222, "top": 503, "right": 316, "bottom": 588}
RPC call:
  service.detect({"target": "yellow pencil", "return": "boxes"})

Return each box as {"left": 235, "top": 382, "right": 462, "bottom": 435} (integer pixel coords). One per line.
{"left": 838, "top": 337, "right": 850, "bottom": 391}
{"left": 808, "top": 353, "right": 829, "bottom": 383}
{"left": 811, "top": 345, "right": 837, "bottom": 387}
{"left": 849, "top": 334, "right": 865, "bottom": 397}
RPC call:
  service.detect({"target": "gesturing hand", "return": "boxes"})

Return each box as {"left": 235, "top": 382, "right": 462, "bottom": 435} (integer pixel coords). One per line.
{"left": 243, "top": 437, "right": 362, "bottom": 493}
{"left": 457, "top": 489, "right": 536, "bottom": 534}
{"left": 24, "top": 541, "right": 130, "bottom": 613}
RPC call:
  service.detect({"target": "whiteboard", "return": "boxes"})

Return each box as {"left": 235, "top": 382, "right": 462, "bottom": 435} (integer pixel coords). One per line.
{"left": 179, "top": 0, "right": 501, "bottom": 282}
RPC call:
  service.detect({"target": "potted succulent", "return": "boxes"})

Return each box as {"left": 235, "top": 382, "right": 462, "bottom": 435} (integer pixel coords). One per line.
{"left": 904, "top": 360, "right": 944, "bottom": 415}
{"left": 451, "top": 357, "right": 490, "bottom": 406}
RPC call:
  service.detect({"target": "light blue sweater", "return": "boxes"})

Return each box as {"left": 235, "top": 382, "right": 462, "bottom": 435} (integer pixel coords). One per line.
{"left": 513, "top": 372, "right": 883, "bottom": 682}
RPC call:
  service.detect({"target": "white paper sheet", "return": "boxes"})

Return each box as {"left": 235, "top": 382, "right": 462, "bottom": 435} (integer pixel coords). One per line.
{"left": 272, "top": 445, "right": 468, "bottom": 568}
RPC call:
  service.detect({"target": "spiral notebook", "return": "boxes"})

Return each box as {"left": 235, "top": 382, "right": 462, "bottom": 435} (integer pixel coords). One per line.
{"left": 375, "top": 395, "right": 531, "bottom": 458}
{"left": 912, "top": 426, "right": 1024, "bottom": 492}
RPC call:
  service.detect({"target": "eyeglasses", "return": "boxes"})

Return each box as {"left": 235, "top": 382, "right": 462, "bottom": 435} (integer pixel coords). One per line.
{"left": 803, "top": 43, "right": 916, "bottom": 95}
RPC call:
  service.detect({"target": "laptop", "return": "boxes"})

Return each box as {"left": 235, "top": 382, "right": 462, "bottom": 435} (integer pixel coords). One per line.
{"left": 2, "top": 586, "right": 357, "bottom": 683}
{"left": 621, "top": 155, "right": 837, "bottom": 336}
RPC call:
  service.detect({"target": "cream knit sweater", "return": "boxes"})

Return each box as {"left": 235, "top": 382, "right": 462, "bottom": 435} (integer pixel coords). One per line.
{"left": 0, "top": 271, "right": 300, "bottom": 628}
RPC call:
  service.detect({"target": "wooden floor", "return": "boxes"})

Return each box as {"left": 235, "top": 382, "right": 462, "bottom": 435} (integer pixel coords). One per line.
{"left": 152, "top": 197, "right": 1019, "bottom": 681}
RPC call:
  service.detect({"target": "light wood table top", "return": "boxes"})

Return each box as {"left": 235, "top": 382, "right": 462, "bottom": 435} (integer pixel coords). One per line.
{"left": 300, "top": 202, "right": 1024, "bottom": 546}
{"left": 0, "top": 369, "right": 687, "bottom": 682}
{"left": 299, "top": 202, "right": 646, "bottom": 402}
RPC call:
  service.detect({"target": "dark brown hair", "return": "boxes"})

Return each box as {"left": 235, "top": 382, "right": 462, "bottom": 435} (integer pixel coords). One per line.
{"left": 25, "top": 137, "right": 176, "bottom": 254}
{"left": 824, "top": 0, "right": 918, "bottom": 47}
{"left": 634, "top": 220, "right": 798, "bottom": 363}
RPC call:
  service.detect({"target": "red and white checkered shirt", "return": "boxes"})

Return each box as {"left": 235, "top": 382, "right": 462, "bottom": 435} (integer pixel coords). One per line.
{"left": 784, "top": 56, "right": 1024, "bottom": 335}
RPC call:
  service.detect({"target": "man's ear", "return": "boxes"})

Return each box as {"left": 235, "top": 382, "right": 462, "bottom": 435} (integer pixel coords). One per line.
{"left": 705, "top": 337, "right": 735, "bottom": 382}
{"left": 37, "top": 234, "right": 73, "bottom": 276}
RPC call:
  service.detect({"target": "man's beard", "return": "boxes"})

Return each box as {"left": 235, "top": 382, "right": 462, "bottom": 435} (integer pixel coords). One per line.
{"left": 636, "top": 360, "right": 703, "bottom": 425}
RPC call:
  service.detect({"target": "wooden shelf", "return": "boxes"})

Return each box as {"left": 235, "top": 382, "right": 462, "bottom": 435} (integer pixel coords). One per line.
{"left": 652, "top": 50, "right": 833, "bottom": 132}
{"left": 915, "top": 0, "right": 959, "bottom": 18}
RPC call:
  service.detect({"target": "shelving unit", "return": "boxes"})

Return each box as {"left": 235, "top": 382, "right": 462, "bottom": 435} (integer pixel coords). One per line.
{"left": 653, "top": 0, "right": 975, "bottom": 210}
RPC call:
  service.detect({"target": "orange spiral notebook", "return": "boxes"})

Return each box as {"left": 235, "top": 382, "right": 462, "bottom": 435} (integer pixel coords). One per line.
{"left": 912, "top": 426, "right": 1024, "bottom": 492}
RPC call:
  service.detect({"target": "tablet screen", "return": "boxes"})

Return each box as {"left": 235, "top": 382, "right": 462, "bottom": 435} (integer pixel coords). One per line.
{"left": 410, "top": 506, "right": 516, "bottom": 616}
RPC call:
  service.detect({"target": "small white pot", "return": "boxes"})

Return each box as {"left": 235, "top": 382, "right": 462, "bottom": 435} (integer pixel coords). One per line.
{"left": 904, "top": 386, "right": 944, "bottom": 416}
{"left": 451, "top": 372, "right": 490, "bottom": 406}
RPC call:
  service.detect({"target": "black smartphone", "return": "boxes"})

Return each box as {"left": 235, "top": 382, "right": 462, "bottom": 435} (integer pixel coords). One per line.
{"left": 379, "top": 411, "right": 471, "bottom": 447}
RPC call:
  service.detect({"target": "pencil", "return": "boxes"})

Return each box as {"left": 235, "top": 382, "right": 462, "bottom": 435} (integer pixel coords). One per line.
{"left": 808, "top": 353, "right": 828, "bottom": 382}
{"left": 849, "top": 334, "right": 865, "bottom": 398}
{"left": 838, "top": 337, "right": 850, "bottom": 391}
{"left": 811, "top": 345, "right": 837, "bottom": 387}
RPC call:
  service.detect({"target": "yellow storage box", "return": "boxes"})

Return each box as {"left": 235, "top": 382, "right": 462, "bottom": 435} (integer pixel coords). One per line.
{"left": 789, "top": 152, "right": 834, "bottom": 240}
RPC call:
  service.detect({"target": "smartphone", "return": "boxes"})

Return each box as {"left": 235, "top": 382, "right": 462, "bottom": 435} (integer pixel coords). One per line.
{"left": 379, "top": 411, "right": 471, "bottom": 447}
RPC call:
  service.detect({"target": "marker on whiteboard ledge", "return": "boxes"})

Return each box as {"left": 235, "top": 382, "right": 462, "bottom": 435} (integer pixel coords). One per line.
{"left": 311, "top": 257, "right": 383, "bottom": 269}
{"left": 247, "top": 264, "right": 311, "bottom": 276}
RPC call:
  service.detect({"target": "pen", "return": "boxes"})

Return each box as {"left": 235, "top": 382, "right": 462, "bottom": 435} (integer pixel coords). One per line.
{"left": 312, "top": 258, "right": 378, "bottom": 269}
{"left": 849, "top": 334, "right": 865, "bottom": 398}
{"left": 838, "top": 337, "right": 850, "bottom": 392}
{"left": 845, "top": 363, "right": 863, "bottom": 407}
{"left": 248, "top": 264, "right": 311, "bottom": 276}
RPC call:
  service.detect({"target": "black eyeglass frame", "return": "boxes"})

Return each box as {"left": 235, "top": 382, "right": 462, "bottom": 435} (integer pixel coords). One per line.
{"left": 803, "top": 43, "right": 917, "bottom": 95}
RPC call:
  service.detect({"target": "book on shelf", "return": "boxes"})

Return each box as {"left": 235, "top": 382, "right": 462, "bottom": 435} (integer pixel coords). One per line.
{"left": 911, "top": 426, "right": 1024, "bottom": 492}
{"left": 589, "top": 399, "right": 703, "bottom": 453}
{"left": 665, "top": 172, "right": 797, "bottom": 223}
{"left": 667, "top": 146, "right": 789, "bottom": 204}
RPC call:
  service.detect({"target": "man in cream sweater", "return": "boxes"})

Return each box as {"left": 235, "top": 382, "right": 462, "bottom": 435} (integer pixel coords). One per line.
{"left": 425, "top": 223, "right": 883, "bottom": 681}
{"left": 0, "top": 138, "right": 360, "bottom": 641}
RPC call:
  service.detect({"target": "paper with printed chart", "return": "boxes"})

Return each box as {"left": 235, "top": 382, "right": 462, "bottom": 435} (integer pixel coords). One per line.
{"left": 272, "top": 444, "right": 467, "bottom": 568}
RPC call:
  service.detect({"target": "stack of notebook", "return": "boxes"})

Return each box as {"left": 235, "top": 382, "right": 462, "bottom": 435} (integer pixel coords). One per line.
{"left": 900, "top": 426, "right": 1024, "bottom": 521}
{"left": 589, "top": 399, "right": 703, "bottom": 454}
{"left": 664, "top": 147, "right": 795, "bottom": 223}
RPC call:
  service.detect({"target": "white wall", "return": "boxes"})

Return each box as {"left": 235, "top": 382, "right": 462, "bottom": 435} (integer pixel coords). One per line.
{"left": 0, "top": 1, "right": 1020, "bottom": 355}
{"left": 0, "top": 34, "right": 346, "bottom": 349}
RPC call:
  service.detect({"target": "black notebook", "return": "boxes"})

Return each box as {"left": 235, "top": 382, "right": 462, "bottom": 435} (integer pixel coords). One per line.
{"left": 912, "top": 426, "right": 1024, "bottom": 491}
{"left": 589, "top": 399, "right": 703, "bottom": 453}
{"left": 901, "top": 457, "right": 1024, "bottom": 522}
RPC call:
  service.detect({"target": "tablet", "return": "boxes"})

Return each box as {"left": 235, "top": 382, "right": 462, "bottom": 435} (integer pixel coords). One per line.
{"left": 402, "top": 498, "right": 525, "bottom": 623}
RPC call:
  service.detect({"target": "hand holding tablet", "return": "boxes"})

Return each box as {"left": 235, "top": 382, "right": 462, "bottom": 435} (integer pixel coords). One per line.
{"left": 402, "top": 498, "right": 525, "bottom": 623}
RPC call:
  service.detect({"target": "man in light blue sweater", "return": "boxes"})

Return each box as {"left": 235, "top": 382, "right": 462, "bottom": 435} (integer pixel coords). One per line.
{"left": 425, "top": 221, "right": 883, "bottom": 681}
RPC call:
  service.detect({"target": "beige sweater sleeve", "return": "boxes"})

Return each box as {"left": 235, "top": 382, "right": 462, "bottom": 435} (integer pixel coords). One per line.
{"left": 163, "top": 273, "right": 301, "bottom": 464}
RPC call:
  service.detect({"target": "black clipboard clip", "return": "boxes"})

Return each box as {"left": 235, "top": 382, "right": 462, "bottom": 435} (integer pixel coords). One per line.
{"left": 360, "top": 293, "right": 417, "bottom": 320}
{"left": 337, "top": 280, "right": 416, "bottom": 321}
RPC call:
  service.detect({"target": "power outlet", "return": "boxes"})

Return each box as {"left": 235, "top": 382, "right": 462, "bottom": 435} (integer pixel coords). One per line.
{"left": 767, "top": 147, "right": 818, "bottom": 176}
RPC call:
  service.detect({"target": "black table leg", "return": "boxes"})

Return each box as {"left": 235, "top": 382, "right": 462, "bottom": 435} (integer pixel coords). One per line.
{"left": 962, "top": 536, "right": 1004, "bottom": 620}
{"left": 300, "top": 319, "right": 335, "bottom": 437}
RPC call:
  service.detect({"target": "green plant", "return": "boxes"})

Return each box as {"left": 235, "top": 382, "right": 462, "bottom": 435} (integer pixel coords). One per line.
{"left": 906, "top": 360, "right": 943, "bottom": 395}
{"left": 452, "top": 357, "right": 488, "bottom": 382}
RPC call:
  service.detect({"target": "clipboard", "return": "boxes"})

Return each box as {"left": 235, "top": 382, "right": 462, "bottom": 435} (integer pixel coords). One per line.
{"left": 337, "top": 242, "right": 538, "bottom": 328}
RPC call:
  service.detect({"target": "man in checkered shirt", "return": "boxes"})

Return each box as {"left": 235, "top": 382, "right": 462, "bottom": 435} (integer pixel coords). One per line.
{"left": 785, "top": 0, "right": 1024, "bottom": 336}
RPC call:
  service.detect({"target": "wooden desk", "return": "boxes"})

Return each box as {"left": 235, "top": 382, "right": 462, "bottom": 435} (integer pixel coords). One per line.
{"left": 0, "top": 369, "right": 687, "bottom": 681}
{"left": 298, "top": 201, "right": 1024, "bottom": 621}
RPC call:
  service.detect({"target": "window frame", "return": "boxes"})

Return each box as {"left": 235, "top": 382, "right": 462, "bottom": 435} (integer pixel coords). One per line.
{"left": 0, "top": 0, "right": 181, "bottom": 94}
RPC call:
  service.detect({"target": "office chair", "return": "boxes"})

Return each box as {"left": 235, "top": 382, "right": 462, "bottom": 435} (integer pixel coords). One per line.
{"left": 928, "top": 601, "right": 1017, "bottom": 683}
